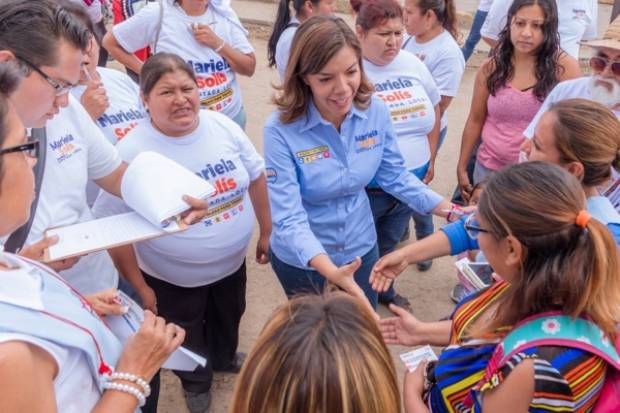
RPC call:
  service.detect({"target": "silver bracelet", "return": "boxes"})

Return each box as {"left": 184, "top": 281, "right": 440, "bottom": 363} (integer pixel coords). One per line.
{"left": 109, "top": 372, "right": 151, "bottom": 397}
{"left": 214, "top": 40, "right": 226, "bottom": 53}
{"left": 102, "top": 381, "right": 146, "bottom": 407}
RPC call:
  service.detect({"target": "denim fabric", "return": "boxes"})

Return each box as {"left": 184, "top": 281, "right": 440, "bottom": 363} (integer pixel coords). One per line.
{"left": 473, "top": 159, "right": 495, "bottom": 184}
{"left": 462, "top": 10, "right": 488, "bottom": 61}
{"left": 270, "top": 245, "right": 379, "bottom": 309}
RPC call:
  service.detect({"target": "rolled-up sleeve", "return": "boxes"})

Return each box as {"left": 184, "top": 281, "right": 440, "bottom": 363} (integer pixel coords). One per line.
{"left": 264, "top": 124, "right": 326, "bottom": 266}
{"left": 374, "top": 117, "right": 443, "bottom": 214}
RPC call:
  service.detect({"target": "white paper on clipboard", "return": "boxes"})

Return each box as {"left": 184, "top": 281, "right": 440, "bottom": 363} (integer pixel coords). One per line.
{"left": 106, "top": 291, "right": 206, "bottom": 371}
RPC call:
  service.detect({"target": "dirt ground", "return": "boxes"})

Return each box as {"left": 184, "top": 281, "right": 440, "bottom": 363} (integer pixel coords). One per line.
{"left": 154, "top": 35, "right": 477, "bottom": 413}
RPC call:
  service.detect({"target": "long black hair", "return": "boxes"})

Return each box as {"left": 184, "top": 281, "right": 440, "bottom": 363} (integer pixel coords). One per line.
{"left": 267, "top": 0, "right": 323, "bottom": 68}
{"left": 486, "top": 0, "right": 562, "bottom": 101}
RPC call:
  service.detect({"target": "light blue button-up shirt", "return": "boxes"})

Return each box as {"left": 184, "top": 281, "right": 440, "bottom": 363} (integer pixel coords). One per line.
{"left": 264, "top": 96, "right": 444, "bottom": 269}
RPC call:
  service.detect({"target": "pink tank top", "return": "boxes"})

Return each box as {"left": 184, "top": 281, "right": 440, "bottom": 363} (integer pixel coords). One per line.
{"left": 477, "top": 85, "right": 542, "bottom": 171}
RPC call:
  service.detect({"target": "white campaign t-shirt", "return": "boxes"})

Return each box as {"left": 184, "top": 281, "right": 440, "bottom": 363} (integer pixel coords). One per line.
{"left": 523, "top": 76, "right": 620, "bottom": 139}
{"left": 363, "top": 51, "right": 440, "bottom": 169}
{"left": 27, "top": 95, "right": 121, "bottom": 294}
{"left": 71, "top": 67, "right": 146, "bottom": 146}
{"left": 93, "top": 110, "right": 264, "bottom": 287}
{"left": 275, "top": 16, "right": 300, "bottom": 81}
{"left": 71, "top": 67, "right": 147, "bottom": 206}
{"left": 0, "top": 254, "right": 100, "bottom": 413}
{"left": 481, "top": 0, "right": 598, "bottom": 58}
{"left": 112, "top": 0, "right": 254, "bottom": 119}
{"left": 402, "top": 30, "right": 465, "bottom": 131}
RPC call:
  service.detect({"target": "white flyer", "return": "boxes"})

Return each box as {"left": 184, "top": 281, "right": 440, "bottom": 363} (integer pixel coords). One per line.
{"left": 399, "top": 345, "right": 438, "bottom": 372}
{"left": 106, "top": 291, "right": 207, "bottom": 371}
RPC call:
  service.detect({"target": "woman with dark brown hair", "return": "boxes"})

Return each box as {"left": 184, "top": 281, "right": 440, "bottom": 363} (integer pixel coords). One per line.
{"left": 230, "top": 292, "right": 401, "bottom": 413}
{"left": 264, "top": 15, "right": 460, "bottom": 312}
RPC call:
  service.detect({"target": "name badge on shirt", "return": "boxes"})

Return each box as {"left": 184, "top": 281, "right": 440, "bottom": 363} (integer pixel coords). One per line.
{"left": 354, "top": 130, "right": 380, "bottom": 153}
{"left": 296, "top": 146, "right": 331, "bottom": 164}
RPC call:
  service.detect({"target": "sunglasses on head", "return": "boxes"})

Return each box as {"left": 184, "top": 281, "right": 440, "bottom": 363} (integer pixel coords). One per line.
{"left": 589, "top": 56, "right": 620, "bottom": 76}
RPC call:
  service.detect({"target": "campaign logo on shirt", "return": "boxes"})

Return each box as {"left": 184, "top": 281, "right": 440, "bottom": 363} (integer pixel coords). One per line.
{"left": 196, "top": 158, "right": 239, "bottom": 195}
{"left": 97, "top": 109, "right": 146, "bottom": 142}
{"left": 97, "top": 109, "right": 145, "bottom": 128}
{"left": 203, "top": 195, "right": 245, "bottom": 227}
{"left": 296, "top": 146, "right": 331, "bottom": 165}
{"left": 49, "top": 134, "right": 82, "bottom": 164}
{"left": 374, "top": 78, "right": 431, "bottom": 123}
{"left": 188, "top": 59, "right": 235, "bottom": 113}
{"left": 354, "top": 130, "right": 380, "bottom": 153}
{"left": 194, "top": 157, "right": 249, "bottom": 227}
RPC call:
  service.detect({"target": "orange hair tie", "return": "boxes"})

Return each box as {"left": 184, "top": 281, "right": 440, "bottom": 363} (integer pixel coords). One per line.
{"left": 575, "top": 210, "right": 592, "bottom": 229}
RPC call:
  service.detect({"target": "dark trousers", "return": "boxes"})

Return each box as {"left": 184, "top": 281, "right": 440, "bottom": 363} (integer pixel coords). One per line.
{"left": 142, "top": 261, "right": 247, "bottom": 393}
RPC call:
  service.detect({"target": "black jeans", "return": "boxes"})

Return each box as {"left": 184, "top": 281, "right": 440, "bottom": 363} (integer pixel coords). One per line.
{"left": 142, "top": 261, "right": 247, "bottom": 393}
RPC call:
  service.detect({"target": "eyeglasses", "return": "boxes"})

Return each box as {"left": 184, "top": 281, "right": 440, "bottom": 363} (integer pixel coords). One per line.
{"left": 0, "top": 139, "right": 39, "bottom": 159}
{"left": 464, "top": 213, "right": 491, "bottom": 239}
{"left": 17, "top": 56, "right": 73, "bottom": 96}
{"left": 589, "top": 56, "right": 620, "bottom": 76}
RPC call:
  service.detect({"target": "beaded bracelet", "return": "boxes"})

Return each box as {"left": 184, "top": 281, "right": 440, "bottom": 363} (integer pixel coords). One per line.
{"left": 102, "top": 381, "right": 146, "bottom": 407}
{"left": 109, "top": 372, "right": 151, "bottom": 397}
{"left": 446, "top": 204, "right": 464, "bottom": 222}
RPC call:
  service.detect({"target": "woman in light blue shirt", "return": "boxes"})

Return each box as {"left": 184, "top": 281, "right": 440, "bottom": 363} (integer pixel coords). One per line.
{"left": 264, "top": 15, "right": 456, "bottom": 310}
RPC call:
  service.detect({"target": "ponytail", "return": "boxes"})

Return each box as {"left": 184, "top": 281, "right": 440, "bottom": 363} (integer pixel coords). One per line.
{"left": 268, "top": 0, "right": 293, "bottom": 67}
{"left": 475, "top": 162, "right": 620, "bottom": 341}
{"left": 576, "top": 217, "right": 620, "bottom": 340}
{"left": 415, "top": 0, "right": 459, "bottom": 40}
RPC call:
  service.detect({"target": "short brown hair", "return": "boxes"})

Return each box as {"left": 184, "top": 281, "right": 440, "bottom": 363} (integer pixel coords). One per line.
{"left": 274, "top": 15, "right": 374, "bottom": 124}
{"left": 230, "top": 292, "right": 401, "bottom": 413}
{"left": 547, "top": 98, "right": 620, "bottom": 187}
